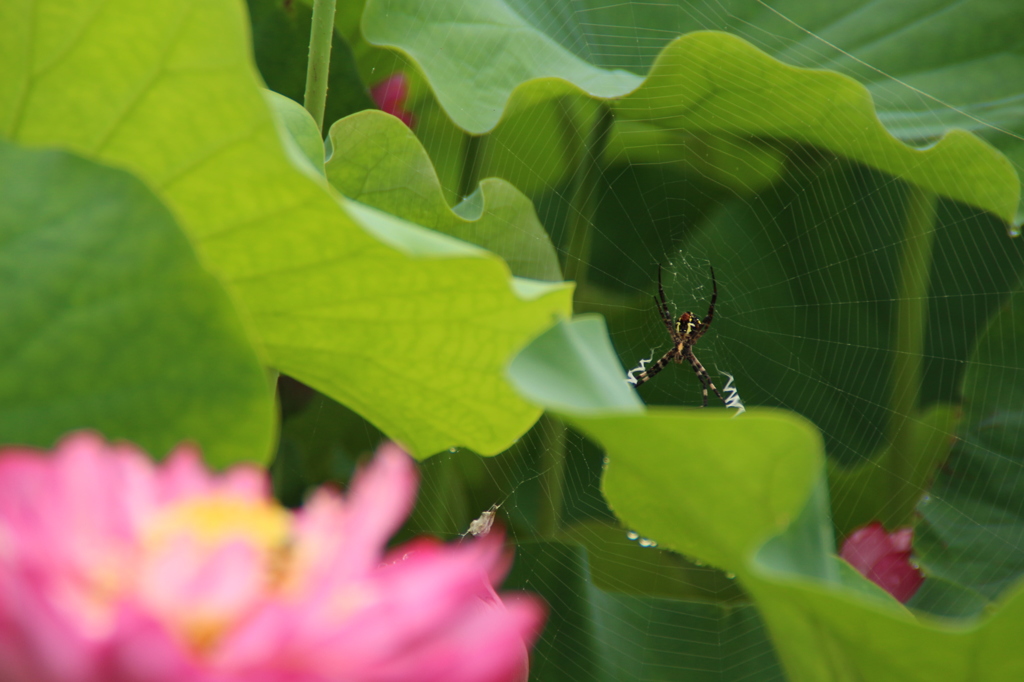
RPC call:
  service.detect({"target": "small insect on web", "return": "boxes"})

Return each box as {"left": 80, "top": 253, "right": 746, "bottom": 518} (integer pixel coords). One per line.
{"left": 626, "top": 265, "right": 727, "bottom": 407}
{"left": 461, "top": 503, "right": 501, "bottom": 539}
{"left": 455, "top": 461, "right": 554, "bottom": 541}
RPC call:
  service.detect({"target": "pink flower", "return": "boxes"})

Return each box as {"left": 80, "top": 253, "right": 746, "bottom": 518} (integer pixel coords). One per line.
{"left": 840, "top": 521, "right": 924, "bottom": 603}
{"left": 0, "top": 432, "right": 543, "bottom": 681}
{"left": 370, "top": 74, "right": 416, "bottom": 128}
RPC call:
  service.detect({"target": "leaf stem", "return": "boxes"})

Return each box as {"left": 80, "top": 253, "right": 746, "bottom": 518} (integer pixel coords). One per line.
{"left": 537, "top": 415, "right": 567, "bottom": 537}
{"left": 886, "top": 185, "right": 938, "bottom": 519}
{"left": 303, "top": 0, "right": 338, "bottom": 134}
{"left": 562, "top": 103, "right": 612, "bottom": 288}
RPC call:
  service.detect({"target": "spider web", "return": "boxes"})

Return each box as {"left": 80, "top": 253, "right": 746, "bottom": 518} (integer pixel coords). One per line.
{"left": 271, "top": 1, "right": 1024, "bottom": 680}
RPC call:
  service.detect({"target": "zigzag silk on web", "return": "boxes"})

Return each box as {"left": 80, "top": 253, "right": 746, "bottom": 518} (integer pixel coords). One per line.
{"left": 720, "top": 371, "right": 746, "bottom": 416}
{"left": 626, "top": 358, "right": 746, "bottom": 417}
{"left": 625, "top": 354, "right": 654, "bottom": 386}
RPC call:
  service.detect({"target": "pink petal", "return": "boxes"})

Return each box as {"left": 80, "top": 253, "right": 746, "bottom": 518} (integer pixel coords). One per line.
{"left": 840, "top": 522, "right": 924, "bottom": 602}
{"left": 0, "top": 564, "right": 99, "bottom": 682}
{"left": 839, "top": 521, "right": 891, "bottom": 574}
{"left": 0, "top": 433, "right": 548, "bottom": 680}
{"left": 370, "top": 74, "right": 416, "bottom": 129}
{"left": 868, "top": 553, "right": 924, "bottom": 603}
{"left": 298, "top": 442, "right": 417, "bottom": 584}
{"left": 888, "top": 527, "right": 913, "bottom": 553}
{"left": 102, "top": 606, "right": 198, "bottom": 682}
{"left": 137, "top": 539, "right": 266, "bottom": 629}
{"left": 370, "top": 74, "right": 408, "bottom": 112}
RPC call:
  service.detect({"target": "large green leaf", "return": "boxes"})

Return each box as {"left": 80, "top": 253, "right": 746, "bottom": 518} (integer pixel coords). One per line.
{"left": 0, "top": 0, "right": 573, "bottom": 458}
{"left": 615, "top": 32, "right": 1017, "bottom": 221}
{"left": 585, "top": 410, "right": 821, "bottom": 573}
{"left": 325, "top": 110, "right": 562, "bottom": 281}
{"left": 510, "top": 314, "right": 1024, "bottom": 681}
{"left": 362, "top": 0, "right": 1021, "bottom": 222}
{"left": 0, "top": 142, "right": 274, "bottom": 466}
{"left": 362, "top": 0, "right": 642, "bottom": 136}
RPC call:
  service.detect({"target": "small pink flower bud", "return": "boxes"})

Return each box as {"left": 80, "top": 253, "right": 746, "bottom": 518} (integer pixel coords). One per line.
{"left": 370, "top": 73, "right": 416, "bottom": 128}
{"left": 840, "top": 521, "right": 924, "bottom": 602}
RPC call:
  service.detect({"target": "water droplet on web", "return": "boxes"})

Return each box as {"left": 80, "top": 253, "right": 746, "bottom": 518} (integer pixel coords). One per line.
{"left": 693, "top": 559, "right": 704, "bottom": 567}
{"left": 725, "top": 572, "right": 736, "bottom": 580}
{"left": 626, "top": 531, "right": 639, "bottom": 541}
{"left": 638, "top": 537, "right": 657, "bottom": 548}
{"left": 448, "top": 447, "right": 458, "bottom": 454}
{"left": 602, "top": 456, "right": 610, "bottom": 465}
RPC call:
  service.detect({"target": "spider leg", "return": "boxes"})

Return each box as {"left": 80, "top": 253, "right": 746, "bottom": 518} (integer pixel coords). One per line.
{"left": 656, "top": 265, "right": 676, "bottom": 336}
{"left": 654, "top": 297, "right": 676, "bottom": 336}
{"left": 685, "top": 351, "right": 726, "bottom": 407}
{"left": 629, "top": 347, "right": 678, "bottom": 387}
{"left": 697, "top": 265, "right": 717, "bottom": 336}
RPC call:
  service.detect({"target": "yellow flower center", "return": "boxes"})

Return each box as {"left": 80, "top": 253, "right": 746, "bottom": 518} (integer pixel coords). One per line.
{"left": 137, "top": 495, "right": 295, "bottom": 652}
{"left": 145, "top": 495, "right": 292, "bottom": 550}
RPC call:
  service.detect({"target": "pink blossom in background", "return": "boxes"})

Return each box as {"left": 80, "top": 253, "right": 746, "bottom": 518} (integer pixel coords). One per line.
{"left": 840, "top": 521, "right": 924, "bottom": 603}
{"left": 0, "top": 433, "right": 544, "bottom": 682}
{"left": 370, "top": 73, "right": 416, "bottom": 128}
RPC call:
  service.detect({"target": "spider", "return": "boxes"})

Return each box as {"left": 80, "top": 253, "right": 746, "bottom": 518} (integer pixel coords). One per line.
{"left": 628, "top": 265, "right": 725, "bottom": 407}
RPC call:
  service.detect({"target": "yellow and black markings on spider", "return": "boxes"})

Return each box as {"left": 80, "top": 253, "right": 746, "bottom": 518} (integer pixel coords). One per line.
{"left": 626, "top": 265, "right": 727, "bottom": 408}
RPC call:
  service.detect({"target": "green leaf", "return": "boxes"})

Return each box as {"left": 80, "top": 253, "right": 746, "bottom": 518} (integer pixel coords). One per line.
{"left": 829, "top": 403, "right": 960, "bottom": 536}
{"left": 559, "top": 521, "right": 745, "bottom": 603}
{"left": 363, "top": 1, "right": 1020, "bottom": 222}
{"left": 916, "top": 277, "right": 1024, "bottom": 599}
{"left": 615, "top": 32, "right": 1018, "bottom": 222}
{"left": 505, "top": 539, "right": 785, "bottom": 682}
{"left": 583, "top": 590, "right": 785, "bottom": 682}
{"left": 0, "top": 0, "right": 573, "bottom": 459}
{"left": 256, "top": 197, "right": 574, "bottom": 458}
{"left": 0, "top": 142, "right": 274, "bottom": 467}
{"left": 604, "top": 121, "right": 788, "bottom": 195}
{"left": 588, "top": 409, "right": 823, "bottom": 573}
{"left": 325, "top": 110, "right": 562, "bottom": 281}
{"left": 509, "top": 316, "right": 821, "bottom": 570}
{"left": 740, "top": 562, "right": 1024, "bottom": 682}
{"left": 362, "top": 0, "right": 643, "bottom": 136}
{"left": 747, "top": 1, "right": 1024, "bottom": 219}
{"left": 508, "top": 315, "right": 643, "bottom": 415}
{"left": 905, "top": 576, "right": 989, "bottom": 619}
{"left": 264, "top": 90, "right": 325, "bottom": 173}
